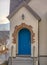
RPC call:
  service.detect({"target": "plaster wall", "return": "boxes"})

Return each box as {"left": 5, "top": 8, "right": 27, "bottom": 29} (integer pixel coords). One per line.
{"left": 28, "top": 1, "right": 47, "bottom": 65}
{"left": 39, "top": 19, "right": 47, "bottom": 65}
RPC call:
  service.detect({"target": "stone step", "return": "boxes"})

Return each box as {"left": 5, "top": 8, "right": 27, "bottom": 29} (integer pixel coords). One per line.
{"left": 12, "top": 57, "right": 33, "bottom": 60}
{"left": 12, "top": 61, "right": 33, "bottom": 65}
{"left": 8, "top": 57, "right": 33, "bottom": 65}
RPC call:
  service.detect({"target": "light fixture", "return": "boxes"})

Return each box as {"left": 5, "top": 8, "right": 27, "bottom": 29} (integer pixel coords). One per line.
{"left": 2, "top": 46, "right": 5, "bottom": 51}
{"left": 22, "top": 14, "right": 25, "bottom": 20}
{"left": 0, "top": 45, "right": 8, "bottom": 54}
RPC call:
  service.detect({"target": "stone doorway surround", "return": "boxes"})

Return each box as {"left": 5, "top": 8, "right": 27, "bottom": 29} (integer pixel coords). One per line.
{"left": 12, "top": 23, "right": 35, "bottom": 57}
{"left": 12, "top": 23, "right": 35, "bottom": 44}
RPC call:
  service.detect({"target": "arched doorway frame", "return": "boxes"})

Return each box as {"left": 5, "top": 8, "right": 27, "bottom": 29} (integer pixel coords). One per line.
{"left": 12, "top": 23, "right": 35, "bottom": 44}
{"left": 12, "top": 23, "right": 35, "bottom": 55}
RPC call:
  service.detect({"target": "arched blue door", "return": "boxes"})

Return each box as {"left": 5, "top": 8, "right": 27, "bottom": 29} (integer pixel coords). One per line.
{"left": 18, "top": 28, "right": 31, "bottom": 55}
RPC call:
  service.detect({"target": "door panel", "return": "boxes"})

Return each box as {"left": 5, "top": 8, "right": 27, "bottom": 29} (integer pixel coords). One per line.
{"left": 18, "top": 28, "right": 31, "bottom": 55}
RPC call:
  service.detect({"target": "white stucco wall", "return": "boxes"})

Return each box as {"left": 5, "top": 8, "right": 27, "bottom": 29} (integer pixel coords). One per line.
{"left": 28, "top": 0, "right": 47, "bottom": 55}
{"left": 39, "top": 20, "right": 47, "bottom": 55}
{"left": 39, "top": 17, "right": 47, "bottom": 65}
{"left": 9, "top": 7, "right": 38, "bottom": 58}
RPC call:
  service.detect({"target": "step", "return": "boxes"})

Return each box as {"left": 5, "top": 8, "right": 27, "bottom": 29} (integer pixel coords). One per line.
{"left": 8, "top": 57, "right": 33, "bottom": 65}
{"left": 12, "top": 57, "right": 33, "bottom": 60}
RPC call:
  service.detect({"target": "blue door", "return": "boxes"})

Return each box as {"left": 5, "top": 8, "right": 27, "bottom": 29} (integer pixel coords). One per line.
{"left": 18, "top": 28, "right": 31, "bottom": 55}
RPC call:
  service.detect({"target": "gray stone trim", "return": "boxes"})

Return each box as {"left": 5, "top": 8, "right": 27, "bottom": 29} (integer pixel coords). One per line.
{"left": 7, "top": 2, "right": 41, "bottom": 21}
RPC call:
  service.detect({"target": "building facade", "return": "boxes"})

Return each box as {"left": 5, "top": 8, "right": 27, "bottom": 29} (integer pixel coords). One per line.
{"left": 7, "top": 0, "right": 47, "bottom": 65}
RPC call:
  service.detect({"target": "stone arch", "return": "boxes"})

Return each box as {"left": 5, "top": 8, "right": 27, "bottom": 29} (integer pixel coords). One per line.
{"left": 12, "top": 23, "right": 35, "bottom": 44}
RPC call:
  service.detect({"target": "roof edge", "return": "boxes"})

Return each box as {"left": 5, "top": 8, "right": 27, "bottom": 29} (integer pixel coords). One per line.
{"left": 7, "top": 2, "right": 41, "bottom": 21}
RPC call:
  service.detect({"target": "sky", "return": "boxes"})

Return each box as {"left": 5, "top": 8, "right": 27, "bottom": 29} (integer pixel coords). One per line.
{"left": 0, "top": 0, "right": 10, "bottom": 30}
{"left": 0, "top": 0, "right": 10, "bottom": 19}
{"left": 0, "top": 0, "right": 47, "bottom": 21}
{"left": 0, "top": 23, "right": 10, "bottom": 31}
{"left": 0, "top": 0, "right": 47, "bottom": 30}
{"left": 0, "top": 0, "right": 47, "bottom": 20}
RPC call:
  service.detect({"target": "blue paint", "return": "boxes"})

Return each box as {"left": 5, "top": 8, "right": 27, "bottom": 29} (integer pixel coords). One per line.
{"left": 18, "top": 28, "right": 31, "bottom": 55}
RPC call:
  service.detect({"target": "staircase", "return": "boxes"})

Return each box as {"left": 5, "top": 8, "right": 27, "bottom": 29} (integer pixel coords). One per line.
{"left": 8, "top": 57, "right": 33, "bottom": 65}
